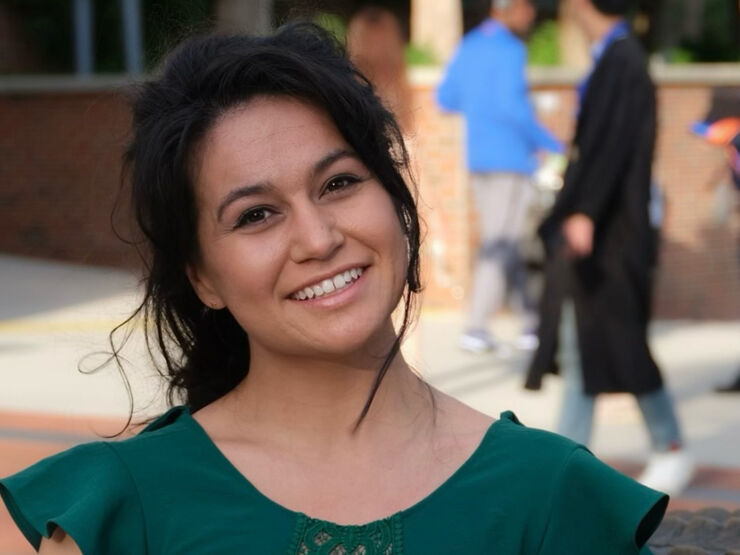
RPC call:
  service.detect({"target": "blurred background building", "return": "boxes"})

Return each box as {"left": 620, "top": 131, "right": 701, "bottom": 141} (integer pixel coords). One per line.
{"left": 1, "top": 0, "right": 739, "bottom": 318}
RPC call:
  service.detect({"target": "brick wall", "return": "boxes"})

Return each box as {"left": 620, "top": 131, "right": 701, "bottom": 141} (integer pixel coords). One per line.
{"left": 1, "top": 69, "right": 739, "bottom": 319}
{"left": 652, "top": 85, "right": 740, "bottom": 318}
{"left": 0, "top": 80, "right": 136, "bottom": 268}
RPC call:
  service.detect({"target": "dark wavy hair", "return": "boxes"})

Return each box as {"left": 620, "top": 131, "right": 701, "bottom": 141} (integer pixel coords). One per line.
{"left": 591, "top": 0, "right": 635, "bottom": 15}
{"left": 115, "top": 22, "right": 421, "bottom": 426}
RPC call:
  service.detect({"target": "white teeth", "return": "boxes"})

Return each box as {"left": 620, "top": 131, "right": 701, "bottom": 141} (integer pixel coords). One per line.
{"left": 292, "top": 267, "right": 365, "bottom": 300}
{"left": 321, "top": 279, "right": 335, "bottom": 293}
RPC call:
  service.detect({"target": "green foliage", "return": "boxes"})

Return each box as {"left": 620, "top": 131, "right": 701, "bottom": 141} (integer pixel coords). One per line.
{"left": 528, "top": 20, "right": 559, "bottom": 66}
{"left": 677, "top": 0, "right": 740, "bottom": 62}
{"left": 663, "top": 47, "right": 695, "bottom": 64}
{"left": 313, "top": 12, "right": 347, "bottom": 45}
{"left": 404, "top": 42, "right": 437, "bottom": 66}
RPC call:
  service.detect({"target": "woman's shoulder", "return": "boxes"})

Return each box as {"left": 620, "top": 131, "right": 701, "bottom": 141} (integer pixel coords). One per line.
{"left": 112, "top": 405, "right": 194, "bottom": 456}
{"left": 433, "top": 394, "right": 663, "bottom": 505}
{"left": 482, "top": 413, "right": 667, "bottom": 552}
{"left": 426, "top": 393, "right": 592, "bottom": 510}
{"left": 0, "top": 406, "right": 193, "bottom": 552}
{"left": 433, "top": 391, "right": 579, "bottom": 471}
{"left": 488, "top": 410, "right": 582, "bottom": 461}
{"left": 425, "top": 402, "right": 667, "bottom": 552}
{"left": 0, "top": 439, "right": 147, "bottom": 552}
{"left": 432, "top": 391, "right": 495, "bottom": 446}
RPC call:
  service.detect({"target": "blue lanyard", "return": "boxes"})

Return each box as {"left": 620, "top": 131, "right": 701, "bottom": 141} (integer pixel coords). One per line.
{"left": 479, "top": 18, "right": 504, "bottom": 37}
{"left": 577, "top": 20, "right": 631, "bottom": 106}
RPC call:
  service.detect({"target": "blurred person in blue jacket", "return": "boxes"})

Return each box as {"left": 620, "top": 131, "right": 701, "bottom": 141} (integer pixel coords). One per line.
{"left": 437, "top": 0, "right": 563, "bottom": 354}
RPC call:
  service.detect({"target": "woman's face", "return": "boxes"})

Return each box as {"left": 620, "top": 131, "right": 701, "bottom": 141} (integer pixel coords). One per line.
{"left": 188, "top": 96, "right": 408, "bottom": 361}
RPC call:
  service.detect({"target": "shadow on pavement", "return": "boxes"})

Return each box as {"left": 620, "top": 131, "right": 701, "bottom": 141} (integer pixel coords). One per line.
{"left": 0, "top": 254, "right": 139, "bottom": 322}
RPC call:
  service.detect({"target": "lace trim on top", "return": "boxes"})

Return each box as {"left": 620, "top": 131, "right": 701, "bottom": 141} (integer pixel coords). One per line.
{"left": 288, "top": 513, "right": 403, "bottom": 555}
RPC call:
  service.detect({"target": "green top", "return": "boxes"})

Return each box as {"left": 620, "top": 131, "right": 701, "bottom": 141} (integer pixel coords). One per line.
{"left": 1, "top": 407, "right": 667, "bottom": 554}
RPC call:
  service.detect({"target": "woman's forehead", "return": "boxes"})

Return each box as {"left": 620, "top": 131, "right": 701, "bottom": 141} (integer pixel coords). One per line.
{"left": 212, "top": 98, "right": 344, "bottom": 158}
{"left": 193, "top": 97, "right": 356, "bottom": 197}
{"left": 218, "top": 96, "right": 341, "bottom": 142}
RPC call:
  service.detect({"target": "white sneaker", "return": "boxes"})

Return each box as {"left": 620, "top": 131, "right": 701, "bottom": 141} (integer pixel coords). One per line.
{"left": 458, "top": 330, "right": 497, "bottom": 354}
{"left": 637, "top": 450, "right": 695, "bottom": 497}
{"left": 515, "top": 332, "right": 539, "bottom": 351}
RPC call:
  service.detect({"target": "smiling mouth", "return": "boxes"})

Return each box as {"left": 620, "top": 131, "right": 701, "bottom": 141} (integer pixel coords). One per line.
{"left": 291, "top": 267, "right": 364, "bottom": 300}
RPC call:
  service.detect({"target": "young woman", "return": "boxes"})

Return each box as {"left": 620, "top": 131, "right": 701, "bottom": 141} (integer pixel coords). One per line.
{"left": 1, "top": 23, "right": 667, "bottom": 554}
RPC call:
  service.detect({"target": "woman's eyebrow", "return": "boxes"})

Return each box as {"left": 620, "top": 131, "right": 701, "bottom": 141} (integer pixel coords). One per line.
{"left": 216, "top": 182, "right": 271, "bottom": 222}
{"left": 312, "top": 148, "right": 359, "bottom": 177}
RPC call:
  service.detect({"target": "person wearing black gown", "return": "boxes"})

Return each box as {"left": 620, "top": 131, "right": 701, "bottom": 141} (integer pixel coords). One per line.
{"left": 524, "top": 0, "right": 694, "bottom": 495}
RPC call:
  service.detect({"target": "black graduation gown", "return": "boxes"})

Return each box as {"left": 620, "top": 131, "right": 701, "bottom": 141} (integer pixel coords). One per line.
{"left": 525, "top": 35, "right": 663, "bottom": 395}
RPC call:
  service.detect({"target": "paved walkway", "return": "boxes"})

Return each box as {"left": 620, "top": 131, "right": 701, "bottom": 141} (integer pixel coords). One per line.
{"left": 1, "top": 254, "right": 739, "bottom": 552}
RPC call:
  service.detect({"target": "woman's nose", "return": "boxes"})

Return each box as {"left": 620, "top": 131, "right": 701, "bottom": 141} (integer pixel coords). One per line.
{"left": 289, "top": 204, "right": 344, "bottom": 262}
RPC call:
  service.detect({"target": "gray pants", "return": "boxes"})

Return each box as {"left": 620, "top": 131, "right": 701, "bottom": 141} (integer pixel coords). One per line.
{"left": 557, "top": 299, "right": 683, "bottom": 450}
{"left": 466, "top": 172, "right": 533, "bottom": 331}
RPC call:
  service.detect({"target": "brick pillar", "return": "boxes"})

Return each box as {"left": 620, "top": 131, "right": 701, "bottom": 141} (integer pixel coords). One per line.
{"left": 407, "top": 69, "right": 470, "bottom": 308}
{"left": 409, "top": 2, "right": 468, "bottom": 308}
{"left": 410, "top": 0, "right": 462, "bottom": 64}
{"left": 214, "top": 0, "right": 272, "bottom": 35}
{"left": 558, "top": 0, "right": 590, "bottom": 70}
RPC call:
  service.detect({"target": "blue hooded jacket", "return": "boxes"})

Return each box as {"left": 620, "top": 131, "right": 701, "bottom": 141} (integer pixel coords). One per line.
{"left": 437, "top": 19, "right": 563, "bottom": 174}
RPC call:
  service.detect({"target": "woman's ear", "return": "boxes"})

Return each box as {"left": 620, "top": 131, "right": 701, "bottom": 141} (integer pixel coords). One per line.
{"left": 186, "top": 263, "right": 226, "bottom": 310}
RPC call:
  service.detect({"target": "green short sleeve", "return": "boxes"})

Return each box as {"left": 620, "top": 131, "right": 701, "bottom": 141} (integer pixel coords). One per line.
{"left": 538, "top": 447, "right": 668, "bottom": 554}
{"left": 0, "top": 442, "right": 146, "bottom": 554}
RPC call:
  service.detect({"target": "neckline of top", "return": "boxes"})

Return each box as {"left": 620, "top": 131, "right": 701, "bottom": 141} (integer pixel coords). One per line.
{"left": 154, "top": 405, "right": 518, "bottom": 527}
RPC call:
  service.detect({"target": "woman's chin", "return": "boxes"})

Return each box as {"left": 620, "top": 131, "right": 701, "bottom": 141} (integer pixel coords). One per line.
{"left": 257, "top": 326, "right": 397, "bottom": 364}
{"left": 309, "top": 333, "right": 396, "bottom": 361}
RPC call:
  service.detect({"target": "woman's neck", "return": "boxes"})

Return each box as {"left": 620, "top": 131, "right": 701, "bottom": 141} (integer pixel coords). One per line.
{"left": 201, "top": 340, "right": 433, "bottom": 450}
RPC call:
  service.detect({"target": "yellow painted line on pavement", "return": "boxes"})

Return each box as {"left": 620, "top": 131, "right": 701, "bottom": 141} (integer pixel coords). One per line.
{"left": 0, "top": 319, "right": 134, "bottom": 334}
{"left": 0, "top": 307, "right": 457, "bottom": 334}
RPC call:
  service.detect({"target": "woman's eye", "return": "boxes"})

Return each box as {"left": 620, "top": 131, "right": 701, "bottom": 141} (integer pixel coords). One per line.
{"left": 324, "top": 174, "right": 361, "bottom": 194}
{"left": 234, "top": 207, "right": 274, "bottom": 229}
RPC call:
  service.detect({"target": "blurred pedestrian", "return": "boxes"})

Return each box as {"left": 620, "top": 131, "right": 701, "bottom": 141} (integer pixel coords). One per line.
{"left": 346, "top": 6, "right": 413, "bottom": 134}
{"left": 437, "top": 0, "right": 563, "bottom": 354}
{"left": 717, "top": 371, "right": 740, "bottom": 392}
{"left": 693, "top": 115, "right": 740, "bottom": 392}
{"left": 524, "top": 0, "right": 694, "bottom": 495}
{"left": 716, "top": 0, "right": 740, "bottom": 393}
